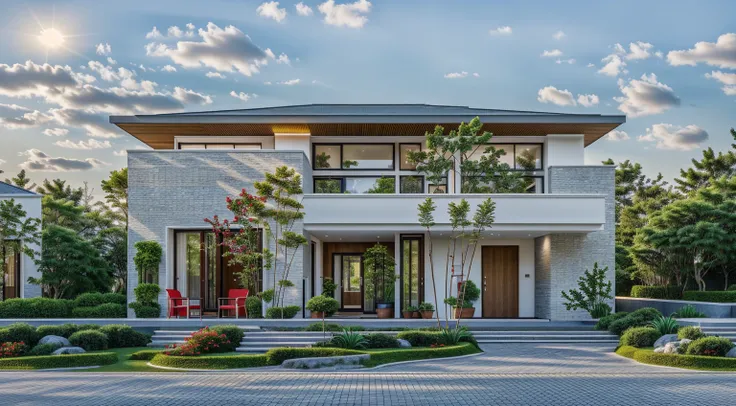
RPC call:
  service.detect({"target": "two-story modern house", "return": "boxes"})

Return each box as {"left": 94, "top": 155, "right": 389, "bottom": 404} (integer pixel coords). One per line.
{"left": 111, "top": 104, "right": 624, "bottom": 320}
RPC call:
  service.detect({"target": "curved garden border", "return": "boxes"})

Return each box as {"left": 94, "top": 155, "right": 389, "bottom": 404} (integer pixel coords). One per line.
{"left": 616, "top": 346, "right": 736, "bottom": 371}
{"left": 0, "top": 352, "right": 119, "bottom": 370}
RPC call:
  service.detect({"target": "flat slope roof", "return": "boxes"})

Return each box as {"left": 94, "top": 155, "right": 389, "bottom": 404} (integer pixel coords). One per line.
{"left": 0, "top": 181, "right": 38, "bottom": 195}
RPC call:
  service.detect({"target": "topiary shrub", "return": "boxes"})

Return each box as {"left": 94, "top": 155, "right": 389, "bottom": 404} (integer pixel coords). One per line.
{"left": 74, "top": 292, "right": 106, "bottom": 307}
{"left": 630, "top": 285, "right": 681, "bottom": 299}
{"left": 677, "top": 326, "right": 706, "bottom": 340}
{"left": 134, "top": 241, "right": 162, "bottom": 284}
{"left": 0, "top": 323, "right": 40, "bottom": 347}
{"left": 246, "top": 297, "right": 262, "bottom": 318}
{"left": 306, "top": 295, "right": 339, "bottom": 317}
{"left": 682, "top": 291, "right": 736, "bottom": 303}
{"left": 98, "top": 325, "right": 150, "bottom": 348}
{"left": 128, "top": 302, "right": 161, "bottom": 318}
{"left": 595, "top": 312, "right": 628, "bottom": 330}
{"left": 102, "top": 293, "right": 127, "bottom": 305}
{"left": 608, "top": 307, "right": 662, "bottom": 336}
{"left": 211, "top": 325, "right": 244, "bottom": 351}
{"left": 28, "top": 343, "right": 61, "bottom": 356}
{"left": 0, "top": 298, "right": 73, "bottom": 318}
{"left": 69, "top": 330, "right": 108, "bottom": 351}
{"left": 685, "top": 337, "right": 734, "bottom": 357}
{"left": 396, "top": 330, "right": 444, "bottom": 347}
{"left": 36, "top": 323, "right": 80, "bottom": 338}
{"left": 619, "top": 327, "right": 660, "bottom": 348}
{"left": 129, "top": 283, "right": 161, "bottom": 318}
{"left": 71, "top": 303, "right": 126, "bottom": 318}
{"left": 265, "top": 305, "right": 300, "bottom": 319}
{"left": 364, "top": 333, "right": 399, "bottom": 349}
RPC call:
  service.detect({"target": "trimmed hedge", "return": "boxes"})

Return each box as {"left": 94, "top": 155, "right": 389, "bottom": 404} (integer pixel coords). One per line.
{"left": 0, "top": 298, "right": 74, "bottom": 318}
{"left": 69, "top": 330, "right": 108, "bottom": 351}
{"left": 99, "top": 325, "right": 151, "bottom": 348}
{"left": 396, "top": 330, "right": 444, "bottom": 347}
{"left": 364, "top": 333, "right": 400, "bottom": 349}
{"left": 265, "top": 306, "right": 300, "bottom": 319}
{"left": 265, "top": 347, "right": 362, "bottom": 365}
{"left": 364, "top": 343, "right": 478, "bottom": 367}
{"left": 630, "top": 285, "right": 681, "bottom": 300}
{"left": 128, "top": 303, "right": 161, "bottom": 318}
{"left": 211, "top": 325, "right": 245, "bottom": 351}
{"left": 74, "top": 292, "right": 126, "bottom": 308}
{"left": 28, "top": 343, "right": 60, "bottom": 356}
{"left": 151, "top": 353, "right": 271, "bottom": 369}
{"left": 129, "top": 349, "right": 162, "bottom": 361}
{"left": 677, "top": 326, "right": 706, "bottom": 340}
{"left": 0, "top": 323, "right": 40, "bottom": 347}
{"left": 594, "top": 312, "right": 629, "bottom": 331}
{"left": 617, "top": 346, "right": 736, "bottom": 371}
{"left": 619, "top": 327, "right": 659, "bottom": 348}
{"left": 0, "top": 352, "right": 118, "bottom": 370}
{"left": 608, "top": 307, "right": 662, "bottom": 336}
{"left": 682, "top": 291, "right": 736, "bottom": 303}
{"left": 685, "top": 337, "right": 734, "bottom": 357}
{"left": 71, "top": 303, "right": 127, "bottom": 318}
{"left": 246, "top": 297, "right": 262, "bottom": 318}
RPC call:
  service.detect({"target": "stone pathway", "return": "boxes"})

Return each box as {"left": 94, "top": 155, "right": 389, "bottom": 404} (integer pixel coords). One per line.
{"left": 0, "top": 344, "right": 734, "bottom": 405}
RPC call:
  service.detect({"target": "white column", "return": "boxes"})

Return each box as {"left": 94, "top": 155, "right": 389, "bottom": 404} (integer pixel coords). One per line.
{"left": 545, "top": 134, "right": 584, "bottom": 191}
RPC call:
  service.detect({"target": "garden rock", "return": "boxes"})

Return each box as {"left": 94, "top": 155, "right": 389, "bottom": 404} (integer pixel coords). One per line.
{"left": 281, "top": 354, "right": 370, "bottom": 369}
{"left": 39, "top": 335, "right": 71, "bottom": 348}
{"left": 653, "top": 334, "right": 679, "bottom": 349}
{"left": 654, "top": 347, "right": 665, "bottom": 353}
{"left": 726, "top": 347, "right": 736, "bottom": 358}
{"left": 52, "top": 346, "right": 86, "bottom": 355}
{"left": 663, "top": 342, "right": 679, "bottom": 354}
{"left": 397, "top": 339, "right": 412, "bottom": 348}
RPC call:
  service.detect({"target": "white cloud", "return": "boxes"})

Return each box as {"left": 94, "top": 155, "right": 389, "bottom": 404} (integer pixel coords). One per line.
{"left": 655, "top": 51, "right": 664, "bottom": 59}
{"left": 605, "top": 130, "right": 630, "bottom": 141}
{"left": 278, "top": 78, "right": 300, "bottom": 85}
{"left": 625, "top": 41, "right": 654, "bottom": 60}
{"left": 276, "top": 53, "right": 290, "bottom": 65}
{"left": 597, "top": 42, "right": 655, "bottom": 77}
{"left": 489, "top": 26, "right": 512, "bottom": 36}
{"left": 318, "top": 0, "right": 371, "bottom": 28}
{"left": 598, "top": 54, "right": 627, "bottom": 77}
{"left": 667, "top": 33, "right": 736, "bottom": 69}
{"left": 145, "top": 26, "right": 163, "bottom": 39}
{"left": 587, "top": 63, "right": 595, "bottom": 68}
{"left": 43, "top": 128, "right": 69, "bottom": 137}
{"left": 145, "top": 23, "right": 281, "bottom": 77}
{"left": 541, "top": 49, "right": 563, "bottom": 58}
{"left": 168, "top": 26, "right": 184, "bottom": 38}
{"left": 537, "top": 86, "right": 576, "bottom": 106}
{"left": 0, "top": 61, "right": 78, "bottom": 97}
{"left": 161, "top": 65, "right": 177, "bottom": 72}
{"left": 472, "top": 72, "right": 480, "bottom": 77}
{"left": 555, "top": 58, "right": 576, "bottom": 64}
{"left": 49, "top": 108, "right": 121, "bottom": 138}
{"left": 54, "top": 138, "right": 112, "bottom": 149}
{"left": 444, "top": 71, "right": 468, "bottom": 79}
{"left": 638, "top": 124, "right": 709, "bottom": 150}
{"left": 706, "top": 70, "right": 736, "bottom": 95}
{"left": 615, "top": 73, "right": 680, "bottom": 117}
{"left": 96, "top": 43, "right": 112, "bottom": 56}
{"left": 230, "top": 91, "right": 257, "bottom": 102}
{"left": 0, "top": 107, "right": 52, "bottom": 129}
{"left": 553, "top": 30, "right": 565, "bottom": 40}
{"left": 577, "top": 94, "right": 599, "bottom": 107}
{"left": 205, "top": 71, "right": 226, "bottom": 78}
{"left": 19, "top": 148, "right": 109, "bottom": 172}
{"left": 257, "top": 1, "right": 287, "bottom": 22}
{"left": 172, "top": 87, "right": 213, "bottom": 105}
{"left": 296, "top": 2, "right": 313, "bottom": 16}
{"left": 107, "top": 57, "right": 117, "bottom": 65}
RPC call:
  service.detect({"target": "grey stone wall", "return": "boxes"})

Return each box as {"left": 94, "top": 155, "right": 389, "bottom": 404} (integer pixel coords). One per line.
{"left": 535, "top": 165, "right": 616, "bottom": 320}
{"left": 127, "top": 150, "right": 311, "bottom": 317}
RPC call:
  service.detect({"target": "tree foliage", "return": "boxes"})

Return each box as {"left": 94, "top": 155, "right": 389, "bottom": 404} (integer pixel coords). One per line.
{"left": 133, "top": 241, "right": 162, "bottom": 284}
{"left": 561, "top": 263, "right": 613, "bottom": 318}
{"left": 0, "top": 199, "right": 41, "bottom": 299}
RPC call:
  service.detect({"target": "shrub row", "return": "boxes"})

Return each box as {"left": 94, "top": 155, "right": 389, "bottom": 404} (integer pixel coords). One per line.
{"left": 71, "top": 303, "right": 127, "bottom": 318}
{"left": 363, "top": 343, "right": 478, "bottom": 367}
{"left": 617, "top": 346, "right": 736, "bottom": 370}
{"left": 0, "top": 323, "right": 150, "bottom": 349}
{"left": 594, "top": 312, "right": 629, "bottom": 331}
{"left": 0, "top": 352, "right": 118, "bottom": 370}
{"left": 682, "top": 291, "right": 736, "bottom": 303}
{"left": 129, "top": 350, "right": 162, "bottom": 361}
{"left": 396, "top": 331, "right": 444, "bottom": 347}
{"left": 608, "top": 307, "right": 662, "bottom": 336}
{"left": 630, "top": 286, "right": 681, "bottom": 300}
{"left": 74, "top": 293, "right": 126, "bottom": 307}
{"left": 151, "top": 353, "right": 271, "bottom": 369}
{"left": 265, "top": 306, "right": 301, "bottom": 319}
{"left": 35, "top": 323, "right": 100, "bottom": 338}
{"left": 0, "top": 294, "right": 127, "bottom": 319}
{"left": 619, "top": 327, "right": 659, "bottom": 348}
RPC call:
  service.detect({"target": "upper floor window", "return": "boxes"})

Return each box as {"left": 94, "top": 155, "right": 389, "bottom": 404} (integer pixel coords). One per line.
{"left": 313, "top": 144, "right": 394, "bottom": 170}
{"left": 399, "top": 144, "right": 421, "bottom": 170}
{"left": 179, "top": 143, "right": 261, "bottom": 150}
{"left": 466, "top": 143, "right": 542, "bottom": 170}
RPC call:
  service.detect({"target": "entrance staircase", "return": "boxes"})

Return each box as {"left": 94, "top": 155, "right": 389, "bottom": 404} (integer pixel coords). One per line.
{"left": 149, "top": 326, "right": 619, "bottom": 352}
{"left": 681, "top": 320, "right": 736, "bottom": 342}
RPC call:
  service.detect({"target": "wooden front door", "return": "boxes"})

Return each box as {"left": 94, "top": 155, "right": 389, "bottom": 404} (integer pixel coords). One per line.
{"left": 482, "top": 246, "right": 519, "bottom": 318}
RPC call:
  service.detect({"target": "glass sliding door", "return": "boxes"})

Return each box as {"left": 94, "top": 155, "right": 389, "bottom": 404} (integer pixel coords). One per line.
{"left": 2, "top": 244, "right": 20, "bottom": 300}
{"left": 400, "top": 235, "right": 424, "bottom": 316}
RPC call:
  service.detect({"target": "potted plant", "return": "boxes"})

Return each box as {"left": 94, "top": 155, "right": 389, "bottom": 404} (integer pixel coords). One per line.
{"left": 363, "top": 243, "right": 398, "bottom": 319}
{"left": 322, "top": 278, "right": 337, "bottom": 298}
{"left": 418, "top": 302, "right": 435, "bottom": 319}
{"left": 402, "top": 305, "right": 418, "bottom": 319}
{"left": 445, "top": 280, "right": 480, "bottom": 319}
{"left": 306, "top": 295, "right": 339, "bottom": 319}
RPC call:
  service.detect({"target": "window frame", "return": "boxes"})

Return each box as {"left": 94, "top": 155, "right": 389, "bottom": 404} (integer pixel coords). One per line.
{"left": 399, "top": 143, "right": 422, "bottom": 171}
{"left": 400, "top": 175, "right": 425, "bottom": 194}
{"left": 464, "top": 142, "right": 544, "bottom": 171}
{"left": 461, "top": 174, "right": 546, "bottom": 193}
{"left": 177, "top": 142, "right": 263, "bottom": 150}
{"left": 1, "top": 244, "right": 21, "bottom": 301}
{"left": 313, "top": 143, "right": 396, "bottom": 171}
{"left": 313, "top": 175, "right": 397, "bottom": 194}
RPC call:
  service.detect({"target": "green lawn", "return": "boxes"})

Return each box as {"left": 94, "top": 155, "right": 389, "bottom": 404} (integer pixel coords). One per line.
{"left": 74, "top": 347, "right": 172, "bottom": 373}
{"left": 616, "top": 346, "right": 736, "bottom": 371}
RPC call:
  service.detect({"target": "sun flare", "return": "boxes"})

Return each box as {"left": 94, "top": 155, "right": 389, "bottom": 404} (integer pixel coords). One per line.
{"left": 38, "top": 28, "right": 65, "bottom": 49}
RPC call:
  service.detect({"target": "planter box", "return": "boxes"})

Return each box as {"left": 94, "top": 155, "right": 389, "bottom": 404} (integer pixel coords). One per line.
{"left": 616, "top": 296, "right": 736, "bottom": 318}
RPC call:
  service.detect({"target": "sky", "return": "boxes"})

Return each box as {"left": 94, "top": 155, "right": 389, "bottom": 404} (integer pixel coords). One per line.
{"left": 0, "top": 0, "right": 734, "bottom": 197}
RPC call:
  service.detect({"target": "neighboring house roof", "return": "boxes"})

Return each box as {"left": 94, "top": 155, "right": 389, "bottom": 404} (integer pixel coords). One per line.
{"left": 110, "top": 103, "right": 626, "bottom": 149}
{"left": 0, "top": 181, "right": 38, "bottom": 195}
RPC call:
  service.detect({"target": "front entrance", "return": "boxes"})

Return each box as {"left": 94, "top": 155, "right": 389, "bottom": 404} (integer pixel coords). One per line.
{"left": 338, "top": 254, "right": 363, "bottom": 311}
{"left": 482, "top": 245, "right": 519, "bottom": 318}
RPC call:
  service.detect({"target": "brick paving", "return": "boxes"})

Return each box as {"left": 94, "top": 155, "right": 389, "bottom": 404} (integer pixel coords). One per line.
{"left": 0, "top": 344, "right": 735, "bottom": 405}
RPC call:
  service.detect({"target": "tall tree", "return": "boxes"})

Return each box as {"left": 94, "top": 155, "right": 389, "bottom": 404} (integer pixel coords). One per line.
{"left": 4, "top": 170, "right": 36, "bottom": 191}
{"left": 36, "top": 179, "right": 83, "bottom": 205}
{"left": 101, "top": 168, "right": 128, "bottom": 227}
{"left": 674, "top": 128, "right": 736, "bottom": 194}
{"left": 0, "top": 199, "right": 41, "bottom": 300}
{"left": 93, "top": 227, "right": 128, "bottom": 293}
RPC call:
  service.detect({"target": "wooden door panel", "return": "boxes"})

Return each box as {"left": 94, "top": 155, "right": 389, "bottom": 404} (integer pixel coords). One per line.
{"left": 482, "top": 246, "right": 519, "bottom": 318}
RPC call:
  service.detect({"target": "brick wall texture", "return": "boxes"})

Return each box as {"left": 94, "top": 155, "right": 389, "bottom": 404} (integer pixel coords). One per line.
{"left": 535, "top": 166, "right": 616, "bottom": 320}
{"left": 127, "top": 150, "right": 310, "bottom": 317}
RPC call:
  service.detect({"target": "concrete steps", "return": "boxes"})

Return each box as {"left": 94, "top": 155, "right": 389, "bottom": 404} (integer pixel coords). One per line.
{"left": 473, "top": 331, "right": 618, "bottom": 343}
{"left": 679, "top": 320, "right": 736, "bottom": 342}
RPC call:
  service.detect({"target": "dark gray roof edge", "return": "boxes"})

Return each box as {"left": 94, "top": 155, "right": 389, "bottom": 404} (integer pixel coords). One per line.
{"left": 0, "top": 180, "right": 39, "bottom": 195}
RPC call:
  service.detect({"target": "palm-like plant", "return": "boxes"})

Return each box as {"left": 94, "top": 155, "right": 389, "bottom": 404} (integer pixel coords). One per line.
{"left": 650, "top": 315, "right": 679, "bottom": 335}
{"left": 673, "top": 304, "right": 706, "bottom": 318}
{"left": 440, "top": 327, "right": 472, "bottom": 345}
{"left": 332, "top": 328, "right": 367, "bottom": 349}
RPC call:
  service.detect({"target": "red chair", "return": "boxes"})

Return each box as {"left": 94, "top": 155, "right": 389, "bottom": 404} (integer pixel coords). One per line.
{"left": 218, "top": 289, "right": 249, "bottom": 318}
{"left": 166, "top": 289, "right": 201, "bottom": 319}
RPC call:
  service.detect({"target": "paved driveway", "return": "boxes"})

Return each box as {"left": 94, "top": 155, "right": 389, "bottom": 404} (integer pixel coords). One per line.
{"left": 1, "top": 344, "right": 735, "bottom": 405}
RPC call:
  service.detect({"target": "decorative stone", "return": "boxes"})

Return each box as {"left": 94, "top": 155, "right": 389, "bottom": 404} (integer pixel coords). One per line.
{"left": 52, "top": 347, "right": 86, "bottom": 355}
{"left": 663, "top": 342, "right": 679, "bottom": 354}
{"left": 653, "top": 334, "right": 679, "bottom": 349}
{"left": 654, "top": 347, "right": 665, "bottom": 353}
{"left": 281, "top": 354, "right": 370, "bottom": 369}
{"left": 39, "top": 335, "right": 71, "bottom": 348}
{"left": 397, "top": 339, "right": 412, "bottom": 348}
{"left": 726, "top": 347, "right": 736, "bottom": 358}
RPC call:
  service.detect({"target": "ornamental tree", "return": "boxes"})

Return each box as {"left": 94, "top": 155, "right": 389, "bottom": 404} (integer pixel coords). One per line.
{"left": 0, "top": 199, "right": 41, "bottom": 300}
{"left": 561, "top": 263, "right": 613, "bottom": 318}
{"left": 133, "top": 240, "right": 162, "bottom": 284}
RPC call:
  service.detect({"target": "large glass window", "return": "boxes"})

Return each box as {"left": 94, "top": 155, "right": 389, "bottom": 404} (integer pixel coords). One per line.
{"left": 399, "top": 144, "right": 421, "bottom": 170}
{"left": 428, "top": 176, "right": 448, "bottom": 194}
{"left": 400, "top": 176, "right": 423, "bottom": 194}
{"left": 342, "top": 144, "right": 394, "bottom": 170}
{"left": 400, "top": 235, "right": 423, "bottom": 315}
{"left": 314, "top": 145, "right": 341, "bottom": 169}
{"left": 345, "top": 177, "right": 395, "bottom": 194}
{"left": 515, "top": 144, "right": 542, "bottom": 170}
{"left": 179, "top": 143, "right": 261, "bottom": 150}
{"left": 2, "top": 245, "right": 20, "bottom": 301}
{"left": 462, "top": 143, "right": 544, "bottom": 193}
{"left": 314, "top": 178, "right": 343, "bottom": 193}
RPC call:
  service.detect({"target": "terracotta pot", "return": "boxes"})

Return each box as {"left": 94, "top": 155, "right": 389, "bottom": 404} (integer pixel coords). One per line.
{"left": 454, "top": 307, "right": 475, "bottom": 319}
{"left": 376, "top": 308, "right": 394, "bottom": 319}
{"left": 310, "top": 311, "right": 324, "bottom": 319}
{"left": 420, "top": 310, "right": 434, "bottom": 319}
{"left": 402, "top": 311, "right": 413, "bottom": 319}
{"left": 412, "top": 311, "right": 421, "bottom": 319}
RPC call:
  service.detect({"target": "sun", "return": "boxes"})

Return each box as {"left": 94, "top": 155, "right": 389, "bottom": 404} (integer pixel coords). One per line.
{"left": 38, "top": 28, "right": 66, "bottom": 49}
